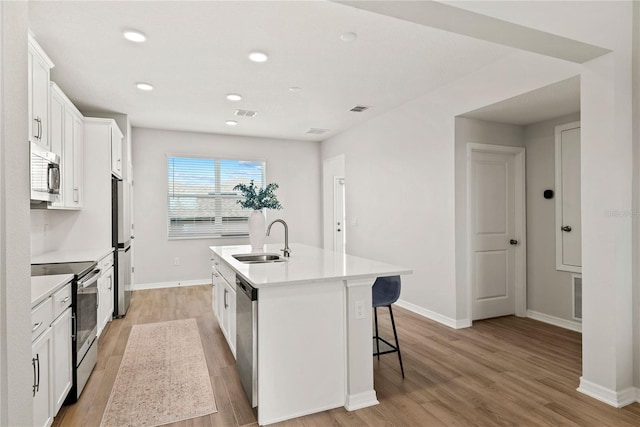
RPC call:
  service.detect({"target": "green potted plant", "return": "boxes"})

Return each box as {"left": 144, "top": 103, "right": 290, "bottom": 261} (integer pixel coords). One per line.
{"left": 234, "top": 180, "right": 282, "bottom": 249}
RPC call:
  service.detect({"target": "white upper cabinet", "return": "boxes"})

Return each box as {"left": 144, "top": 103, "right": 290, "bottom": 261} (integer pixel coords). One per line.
{"left": 28, "top": 34, "right": 54, "bottom": 149}
{"left": 49, "top": 83, "right": 84, "bottom": 210}
{"left": 111, "top": 125, "right": 123, "bottom": 179}
{"left": 555, "top": 121, "right": 582, "bottom": 273}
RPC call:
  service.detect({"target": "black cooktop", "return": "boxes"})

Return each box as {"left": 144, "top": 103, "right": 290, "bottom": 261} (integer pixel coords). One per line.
{"left": 31, "top": 261, "right": 96, "bottom": 278}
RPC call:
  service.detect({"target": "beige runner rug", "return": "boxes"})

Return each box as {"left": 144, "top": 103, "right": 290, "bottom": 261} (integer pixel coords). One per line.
{"left": 101, "top": 318, "right": 217, "bottom": 427}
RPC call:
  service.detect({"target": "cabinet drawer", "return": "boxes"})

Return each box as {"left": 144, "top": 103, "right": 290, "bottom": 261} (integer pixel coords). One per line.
{"left": 52, "top": 283, "right": 72, "bottom": 319}
{"left": 31, "top": 297, "right": 53, "bottom": 341}
{"left": 217, "top": 262, "right": 236, "bottom": 290}
{"left": 97, "top": 252, "right": 114, "bottom": 273}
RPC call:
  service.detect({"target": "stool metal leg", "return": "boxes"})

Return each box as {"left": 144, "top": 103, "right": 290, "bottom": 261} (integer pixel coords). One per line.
{"left": 374, "top": 307, "right": 380, "bottom": 360}
{"left": 388, "top": 305, "right": 404, "bottom": 378}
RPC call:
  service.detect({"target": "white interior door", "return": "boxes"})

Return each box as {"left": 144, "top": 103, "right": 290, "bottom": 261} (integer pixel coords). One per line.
{"left": 470, "top": 146, "right": 525, "bottom": 320}
{"left": 333, "top": 177, "right": 345, "bottom": 253}
{"left": 555, "top": 122, "right": 581, "bottom": 272}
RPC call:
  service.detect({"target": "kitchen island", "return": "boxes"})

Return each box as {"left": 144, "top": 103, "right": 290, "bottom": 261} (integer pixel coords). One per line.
{"left": 209, "top": 243, "right": 411, "bottom": 425}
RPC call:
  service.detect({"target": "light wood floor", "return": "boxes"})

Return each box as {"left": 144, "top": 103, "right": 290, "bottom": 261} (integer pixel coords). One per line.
{"left": 53, "top": 285, "right": 640, "bottom": 427}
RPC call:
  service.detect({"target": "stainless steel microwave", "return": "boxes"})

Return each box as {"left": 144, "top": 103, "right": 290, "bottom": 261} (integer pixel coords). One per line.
{"left": 30, "top": 142, "right": 60, "bottom": 202}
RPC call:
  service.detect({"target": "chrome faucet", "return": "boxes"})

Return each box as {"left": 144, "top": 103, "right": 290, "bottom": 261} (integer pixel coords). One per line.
{"left": 266, "top": 219, "right": 290, "bottom": 257}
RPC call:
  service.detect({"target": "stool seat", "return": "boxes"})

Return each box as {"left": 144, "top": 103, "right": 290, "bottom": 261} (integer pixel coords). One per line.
{"left": 372, "top": 276, "right": 404, "bottom": 378}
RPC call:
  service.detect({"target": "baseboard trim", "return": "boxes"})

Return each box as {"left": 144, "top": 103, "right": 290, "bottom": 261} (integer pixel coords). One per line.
{"left": 344, "top": 390, "right": 379, "bottom": 411}
{"left": 577, "top": 378, "right": 638, "bottom": 408}
{"left": 527, "top": 309, "right": 582, "bottom": 333}
{"left": 396, "top": 299, "right": 471, "bottom": 329}
{"left": 131, "top": 278, "right": 210, "bottom": 291}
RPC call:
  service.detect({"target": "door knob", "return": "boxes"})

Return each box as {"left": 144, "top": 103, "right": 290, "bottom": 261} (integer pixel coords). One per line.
{"left": 509, "top": 239, "right": 518, "bottom": 246}
{"left": 561, "top": 225, "right": 572, "bottom": 232}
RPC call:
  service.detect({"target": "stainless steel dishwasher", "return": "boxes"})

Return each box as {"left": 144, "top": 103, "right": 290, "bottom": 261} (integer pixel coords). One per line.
{"left": 236, "top": 275, "right": 258, "bottom": 408}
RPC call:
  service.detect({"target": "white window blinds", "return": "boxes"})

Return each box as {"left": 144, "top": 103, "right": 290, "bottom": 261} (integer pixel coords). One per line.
{"left": 167, "top": 157, "right": 265, "bottom": 239}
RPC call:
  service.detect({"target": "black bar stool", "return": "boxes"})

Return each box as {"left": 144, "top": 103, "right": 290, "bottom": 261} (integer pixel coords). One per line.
{"left": 372, "top": 275, "right": 404, "bottom": 378}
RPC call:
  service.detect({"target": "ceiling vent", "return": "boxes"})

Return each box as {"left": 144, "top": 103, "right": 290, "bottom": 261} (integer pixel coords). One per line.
{"left": 306, "top": 128, "right": 328, "bottom": 135}
{"left": 349, "top": 105, "right": 370, "bottom": 112}
{"left": 235, "top": 109, "right": 258, "bottom": 117}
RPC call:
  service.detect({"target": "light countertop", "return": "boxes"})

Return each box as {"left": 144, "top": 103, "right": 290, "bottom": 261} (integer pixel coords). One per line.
{"left": 210, "top": 243, "right": 412, "bottom": 288}
{"left": 31, "top": 274, "right": 73, "bottom": 307}
{"left": 31, "top": 247, "right": 113, "bottom": 265}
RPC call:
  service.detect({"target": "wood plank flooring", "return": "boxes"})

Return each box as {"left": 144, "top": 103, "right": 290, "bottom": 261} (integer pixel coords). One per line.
{"left": 53, "top": 285, "right": 640, "bottom": 426}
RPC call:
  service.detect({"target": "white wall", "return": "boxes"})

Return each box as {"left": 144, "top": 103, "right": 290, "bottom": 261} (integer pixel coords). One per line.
{"left": 524, "top": 113, "right": 580, "bottom": 322}
{"left": 0, "top": 2, "right": 32, "bottom": 424}
{"left": 131, "top": 127, "right": 321, "bottom": 286}
{"left": 321, "top": 50, "right": 579, "bottom": 326}
{"left": 454, "top": 117, "right": 525, "bottom": 321}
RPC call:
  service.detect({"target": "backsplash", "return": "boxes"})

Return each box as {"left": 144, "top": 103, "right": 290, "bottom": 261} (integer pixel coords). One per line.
{"left": 30, "top": 209, "right": 82, "bottom": 258}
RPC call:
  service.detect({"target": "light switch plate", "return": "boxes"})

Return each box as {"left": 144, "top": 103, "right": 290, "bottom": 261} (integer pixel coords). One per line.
{"left": 355, "top": 300, "right": 366, "bottom": 319}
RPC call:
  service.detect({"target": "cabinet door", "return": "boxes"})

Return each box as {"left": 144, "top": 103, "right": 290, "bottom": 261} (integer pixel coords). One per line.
{"left": 222, "top": 280, "right": 236, "bottom": 358}
{"left": 212, "top": 267, "right": 224, "bottom": 323}
{"left": 105, "top": 267, "right": 114, "bottom": 323}
{"left": 110, "top": 125, "right": 123, "bottom": 178}
{"left": 228, "top": 284, "right": 236, "bottom": 357}
{"left": 32, "top": 328, "right": 53, "bottom": 427}
{"left": 71, "top": 113, "right": 84, "bottom": 208}
{"left": 97, "top": 268, "right": 114, "bottom": 336}
{"left": 48, "top": 88, "right": 65, "bottom": 208}
{"left": 29, "top": 53, "right": 50, "bottom": 148}
{"left": 52, "top": 308, "right": 72, "bottom": 413}
{"left": 97, "top": 274, "right": 107, "bottom": 336}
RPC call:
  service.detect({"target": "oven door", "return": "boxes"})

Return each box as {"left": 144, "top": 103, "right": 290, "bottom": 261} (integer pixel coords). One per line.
{"left": 76, "top": 269, "right": 99, "bottom": 362}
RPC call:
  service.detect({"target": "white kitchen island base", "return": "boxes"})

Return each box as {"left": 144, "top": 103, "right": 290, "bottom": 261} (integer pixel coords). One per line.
{"left": 210, "top": 244, "right": 411, "bottom": 426}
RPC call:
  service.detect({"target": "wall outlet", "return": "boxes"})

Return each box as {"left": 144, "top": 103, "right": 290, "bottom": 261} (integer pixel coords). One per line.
{"left": 355, "top": 300, "right": 366, "bottom": 319}
{"left": 174, "top": 257, "right": 180, "bottom": 266}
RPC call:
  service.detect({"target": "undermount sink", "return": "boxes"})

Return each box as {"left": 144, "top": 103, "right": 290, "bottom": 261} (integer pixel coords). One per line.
{"left": 232, "top": 253, "right": 286, "bottom": 264}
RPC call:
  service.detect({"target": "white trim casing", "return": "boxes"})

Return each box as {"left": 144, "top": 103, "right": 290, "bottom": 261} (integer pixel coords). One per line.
{"left": 527, "top": 310, "right": 582, "bottom": 333}
{"left": 577, "top": 378, "right": 638, "bottom": 408}
{"left": 466, "top": 143, "right": 527, "bottom": 321}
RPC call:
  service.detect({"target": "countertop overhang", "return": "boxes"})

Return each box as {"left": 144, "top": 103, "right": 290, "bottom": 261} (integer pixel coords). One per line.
{"left": 210, "top": 243, "right": 412, "bottom": 288}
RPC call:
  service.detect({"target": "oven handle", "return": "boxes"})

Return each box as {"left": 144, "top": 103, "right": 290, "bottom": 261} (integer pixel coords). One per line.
{"left": 79, "top": 269, "right": 101, "bottom": 288}
{"left": 71, "top": 313, "right": 76, "bottom": 340}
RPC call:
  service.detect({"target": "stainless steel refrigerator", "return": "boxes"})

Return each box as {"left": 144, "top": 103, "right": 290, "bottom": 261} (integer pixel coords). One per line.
{"left": 112, "top": 177, "right": 131, "bottom": 317}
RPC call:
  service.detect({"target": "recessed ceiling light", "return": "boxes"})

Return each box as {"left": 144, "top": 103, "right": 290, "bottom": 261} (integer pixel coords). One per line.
{"left": 135, "top": 82, "right": 154, "bottom": 91}
{"left": 226, "top": 120, "right": 238, "bottom": 126}
{"left": 248, "top": 51, "right": 268, "bottom": 63}
{"left": 340, "top": 32, "right": 358, "bottom": 42}
{"left": 124, "top": 30, "right": 146, "bottom": 43}
{"left": 226, "top": 93, "right": 242, "bottom": 101}
{"left": 289, "top": 86, "right": 302, "bottom": 92}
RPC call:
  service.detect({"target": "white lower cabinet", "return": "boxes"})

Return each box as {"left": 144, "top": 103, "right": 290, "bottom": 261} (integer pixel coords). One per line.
{"left": 222, "top": 279, "right": 236, "bottom": 357}
{"left": 32, "top": 314, "right": 53, "bottom": 427}
{"left": 97, "top": 266, "right": 114, "bottom": 337}
{"left": 32, "top": 281, "right": 73, "bottom": 426}
{"left": 211, "top": 253, "right": 236, "bottom": 358}
{"left": 51, "top": 307, "right": 72, "bottom": 413}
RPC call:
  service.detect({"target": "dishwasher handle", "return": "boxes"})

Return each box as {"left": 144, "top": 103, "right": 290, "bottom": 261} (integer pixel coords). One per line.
{"left": 236, "top": 276, "right": 258, "bottom": 301}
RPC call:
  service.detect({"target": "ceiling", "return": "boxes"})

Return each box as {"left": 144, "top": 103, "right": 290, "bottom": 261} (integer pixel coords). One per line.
{"left": 461, "top": 76, "right": 580, "bottom": 126}
{"left": 27, "top": 1, "right": 525, "bottom": 142}
{"left": 28, "top": 2, "right": 584, "bottom": 141}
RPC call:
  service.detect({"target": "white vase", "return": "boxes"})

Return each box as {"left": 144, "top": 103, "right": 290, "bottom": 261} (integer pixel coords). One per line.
{"left": 248, "top": 210, "right": 266, "bottom": 250}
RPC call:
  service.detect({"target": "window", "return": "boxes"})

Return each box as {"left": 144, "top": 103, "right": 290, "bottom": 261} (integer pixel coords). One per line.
{"left": 167, "top": 156, "right": 265, "bottom": 239}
